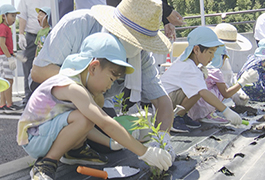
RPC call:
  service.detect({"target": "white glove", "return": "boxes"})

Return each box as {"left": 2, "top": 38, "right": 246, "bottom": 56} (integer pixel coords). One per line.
{"left": 109, "top": 138, "right": 124, "bottom": 151}
{"left": 18, "top": 34, "right": 27, "bottom": 50}
{"left": 200, "top": 65, "right": 208, "bottom": 79}
{"left": 237, "top": 68, "right": 259, "bottom": 87}
{"left": 148, "top": 132, "right": 176, "bottom": 162}
{"left": 8, "top": 57, "right": 16, "bottom": 70}
{"left": 138, "top": 146, "right": 172, "bottom": 171}
{"left": 222, "top": 107, "right": 242, "bottom": 125}
{"left": 231, "top": 89, "right": 249, "bottom": 106}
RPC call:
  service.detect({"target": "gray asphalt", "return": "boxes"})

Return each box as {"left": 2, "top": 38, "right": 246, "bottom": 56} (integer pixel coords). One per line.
{"left": 0, "top": 74, "right": 28, "bottom": 165}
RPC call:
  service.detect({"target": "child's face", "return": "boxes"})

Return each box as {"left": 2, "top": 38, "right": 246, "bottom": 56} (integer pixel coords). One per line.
{"left": 196, "top": 46, "right": 217, "bottom": 66}
{"left": 37, "top": 11, "right": 48, "bottom": 28}
{"left": 87, "top": 62, "right": 122, "bottom": 96}
{"left": 3, "top": 13, "right": 17, "bottom": 26}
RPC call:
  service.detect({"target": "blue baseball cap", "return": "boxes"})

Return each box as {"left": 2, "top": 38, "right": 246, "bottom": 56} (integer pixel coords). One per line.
{"left": 0, "top": 4, "right": 20, "bottom": 15}
{"left": 179, "top": 26, "right": 224, "bottom": 61}
{"left": 36, "top": 7, "right": 51, "bottom": 26}
{"left": 60, "top": 33, "right": 134, "bottom": 77}
{"left": 255, "top": 38, "right": 265, "bottom": 57}
{"left": 208, "top": 45, "right": 230, "bottom": 68}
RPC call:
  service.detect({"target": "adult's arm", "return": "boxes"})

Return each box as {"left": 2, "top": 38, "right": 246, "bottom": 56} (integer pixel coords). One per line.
{"left": 18, "top": 17, "right": 26, "bottom": 35}
{"left": 31, "top": 64, "right": 60, "bottom": 83}
{"left": 151, "top": 95, "right": 173, "bottom": 132}
{"left": 141, "top": 51, "right": 173, "bottom": 132}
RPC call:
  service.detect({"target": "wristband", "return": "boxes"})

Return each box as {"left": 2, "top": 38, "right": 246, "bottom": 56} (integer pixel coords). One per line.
{"left": 221, "top": 106, "right": 228, "bottom": 113}
{"left": 237, "top": 82, "right": 243, "bottom": 88}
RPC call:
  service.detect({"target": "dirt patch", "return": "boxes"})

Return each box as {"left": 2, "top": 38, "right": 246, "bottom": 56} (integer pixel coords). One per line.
{"left": 230, "top": 105, "right": 258, "bottom": 116}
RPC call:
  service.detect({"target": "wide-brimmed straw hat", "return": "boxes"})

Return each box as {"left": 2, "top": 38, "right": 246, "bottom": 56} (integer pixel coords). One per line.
{"left": 91, "top": 0, "right": 171, "bottom": 54}
{"left": 60, "top": 33, "right": 134, "bottom": 77}
{"left": 210, "top": 23, "right": 252, "bottom": 51}
{"left": 178, "top": 26, "right": 224, "bottom": 62}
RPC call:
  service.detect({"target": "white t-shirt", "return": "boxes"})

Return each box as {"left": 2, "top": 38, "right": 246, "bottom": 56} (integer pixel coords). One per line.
{"left": 254, "top": 13, "right": 265, "bottom": 41}
{"left": 17, "top": 0, "right": 51, "bottom": 34}
{"left": 160, "top": 58, "right": 207, "bottom": 99}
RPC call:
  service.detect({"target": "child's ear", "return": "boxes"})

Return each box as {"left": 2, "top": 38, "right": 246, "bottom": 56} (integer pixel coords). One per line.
{"left": 193, "top": 45, "right": 200, "bottom": 54}
{"left": 88, "top": 59, "right": 100, "bottom": 75}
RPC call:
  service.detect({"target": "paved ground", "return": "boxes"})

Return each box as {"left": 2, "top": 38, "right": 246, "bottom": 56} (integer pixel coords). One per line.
{"left": 0, "top": 76, "right": 27, "bottom": 165}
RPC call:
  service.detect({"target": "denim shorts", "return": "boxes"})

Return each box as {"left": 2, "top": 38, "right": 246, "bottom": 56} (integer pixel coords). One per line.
{"left": 23, "top": 111, "right": 71, "bottom": 159}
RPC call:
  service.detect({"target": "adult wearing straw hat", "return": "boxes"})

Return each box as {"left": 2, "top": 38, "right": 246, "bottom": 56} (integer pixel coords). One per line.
{"left": 31, "top": 0, "right": 179, "bottom": 162}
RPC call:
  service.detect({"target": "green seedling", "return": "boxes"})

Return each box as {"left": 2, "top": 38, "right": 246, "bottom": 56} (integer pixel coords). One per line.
{"left": 114, "top": 92, "right": 130, "bottom": 115}
{"left": 131, "top": 105, "right": 169, "bottom": 180}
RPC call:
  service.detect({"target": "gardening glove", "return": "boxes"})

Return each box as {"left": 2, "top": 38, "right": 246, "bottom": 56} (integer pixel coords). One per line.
{"left": 18, "top": 34, "right": 27, "bottom": 50}
{"left": 109, "top": 138, "right": 124, "bottom": 151}
{"left": 222, "top": 107, "right": 242, "bottom": 125}
{"left": 148, "top": 131, "right": 176, "bottom": 162}
{"left": 8, "top": 56, "right": 16, "bottom": 70}
{"left": 231, "top": 89, "right": 249, "bottom": 106}
{"left": 138, "top": 146, "right": 172, "bottom": 171}
{"left": 200, "top": 65, "right": 208, "bottom": 79}
{"left": 237, "top": 68, "right": 259, "bottom": 87}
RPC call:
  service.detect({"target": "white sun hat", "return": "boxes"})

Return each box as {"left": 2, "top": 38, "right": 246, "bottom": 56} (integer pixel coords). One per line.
{"left": 210, "top": 23, "right": 252, "bottom": 51}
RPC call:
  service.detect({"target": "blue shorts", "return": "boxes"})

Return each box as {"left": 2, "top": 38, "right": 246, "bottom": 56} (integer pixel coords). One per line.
{"left": 23, "top": 111, "right": 71, "bottom": 159}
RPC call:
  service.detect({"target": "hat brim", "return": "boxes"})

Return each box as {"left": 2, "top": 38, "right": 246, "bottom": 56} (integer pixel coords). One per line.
{"left": 91, "top": 5, "right": 171, "bottom": 54}
{"left": 222, "top": 33, "right": 252, "bottom": 51}
{"left": 111, "top": 60, "right": 134, "bottom": 74}
{"left": 208, "top": 25, "right": 252, "bottom": 51}
{"left": 59, "top": 54, "right": 93, "bottom": 77}
{"left": 179, "top": 41, "right": 224, "bottom": 62}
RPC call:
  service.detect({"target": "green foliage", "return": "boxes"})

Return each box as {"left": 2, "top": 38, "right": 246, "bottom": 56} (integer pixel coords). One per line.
{"left": 114, "top": 92, "right": 129, "bottom": 115}
{"left": 131, "top": 105, "right": 169, "bottom": 179}
{"left": 166, "top": 0, "right": 265, "bottom": 37}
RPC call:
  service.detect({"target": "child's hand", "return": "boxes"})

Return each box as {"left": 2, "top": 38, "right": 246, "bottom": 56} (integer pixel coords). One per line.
{"left": 8, "top": 57, "right": 16, "bottom": 70}
{"left": 138, "top": 146, "right": 172, "bottom": 171}
{"left": 148, "top": 132, "right": 176, "bottom": 162}
{"left": 222, "top": 107, "right": 242, "bottom": 125}
{"left": 237, "top": 68, "right": 259, "bottom": 87}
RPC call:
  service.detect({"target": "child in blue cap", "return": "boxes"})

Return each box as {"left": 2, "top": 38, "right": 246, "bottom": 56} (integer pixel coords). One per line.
{"left": 17, "top": 32, "right": 172, "bottom": 180}
{"left": 35, "top": 7, "right": 51, "bottom": 57}
{"left": 0, "top": 4, "right": 23, "bottom": 113}
{"left": 161, "top": 26, "right": 242, "bottom": 133}
{"left": 188, "top": 46, "right": 258, "bottom": 124}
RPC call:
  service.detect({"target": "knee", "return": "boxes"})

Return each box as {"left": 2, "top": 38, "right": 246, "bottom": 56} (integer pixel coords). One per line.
{"left": 68, "top": 110, "right": 94, "bottom": 130}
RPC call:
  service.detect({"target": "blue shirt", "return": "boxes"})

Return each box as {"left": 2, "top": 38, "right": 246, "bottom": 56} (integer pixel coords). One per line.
{"left": 33, "top": 9, "right": 166, "bottom": 105}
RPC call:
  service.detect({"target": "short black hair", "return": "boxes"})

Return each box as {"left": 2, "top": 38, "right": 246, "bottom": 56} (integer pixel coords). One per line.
{"left": 97, "top": 58, "right": 126, "bottom": 77}
{"left": 197, "top": 44, "right": 209, "bottom": 53}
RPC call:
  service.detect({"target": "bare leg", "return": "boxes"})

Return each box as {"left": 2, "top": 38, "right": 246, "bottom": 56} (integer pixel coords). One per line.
{"left": 86, "top": 128, "right": 110, "bottom": 147}
{"left": 45, "top": 110, "right": 94, "bottom": 161}
{"left": 178, "top": 94, "right": 200, "bottom": 116}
